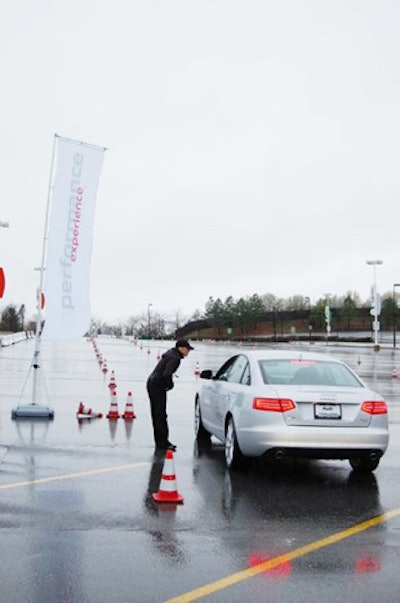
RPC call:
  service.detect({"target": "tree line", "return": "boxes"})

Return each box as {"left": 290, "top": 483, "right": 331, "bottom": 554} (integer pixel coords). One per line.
{"left": 195, "top": 292, "right": 399, "bottom": 336}
{"left": 0, "top": 304, "right": 27, "bottom": 332}
{"left": 199, "top": 291, "right": 399, "bottom": 337}
{"left": 2, "top": 289, "right": 399, "bottom": 337}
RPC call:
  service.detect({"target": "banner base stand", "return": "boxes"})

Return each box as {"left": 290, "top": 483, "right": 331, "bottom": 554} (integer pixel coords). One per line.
{"left": 11, "top": 404, "right": 55, "bottom": 420}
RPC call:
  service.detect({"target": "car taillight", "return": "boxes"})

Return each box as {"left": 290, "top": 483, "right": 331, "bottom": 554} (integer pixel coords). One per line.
{"left": 253, "top": 398, "right": 296, "bottom": 412}
{"left": 361, "top": 401, "right": 388, "bottom": 415}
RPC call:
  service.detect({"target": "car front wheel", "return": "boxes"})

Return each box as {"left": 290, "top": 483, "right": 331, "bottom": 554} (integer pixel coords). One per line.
{"left": 225, "top": 417, "right": 249, "bottom": 471}
{"left": 349, "top": 456, "right": 380, "bottom": 474}
{"left": 194, "top": 397, "right": 211, "bottom": 444}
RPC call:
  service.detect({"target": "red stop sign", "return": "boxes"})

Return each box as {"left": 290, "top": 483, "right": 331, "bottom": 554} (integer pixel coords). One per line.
{"left": 0, "top": 267, "right": 5, "bottom": 298}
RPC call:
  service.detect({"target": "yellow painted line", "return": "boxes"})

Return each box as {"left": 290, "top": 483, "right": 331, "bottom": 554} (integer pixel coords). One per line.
{"left": 0, "top": 461, "right": 150, "bottom": 490}
{"left": 166, "top": 507, "right": 400, "bottom": 603}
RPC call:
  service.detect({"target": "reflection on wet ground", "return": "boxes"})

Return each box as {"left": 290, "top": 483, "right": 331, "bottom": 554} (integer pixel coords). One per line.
{"left": 193, "top": 440, "right": 382, "bottom": 526}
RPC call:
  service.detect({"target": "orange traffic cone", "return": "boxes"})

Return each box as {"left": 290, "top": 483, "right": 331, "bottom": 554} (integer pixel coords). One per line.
{"left": 108, "top": 370, "right": 117, "bottom": 390}
{"left": 106, "top": 390, "right": 120, "bottom": 419}
{"left": 122, "top": 391, "right": 136, "bottom": 419}
{"left": 102, "top": 360, "right": 108, "bottom": 374}
{"left": 391, "top": 368, "right": 398, "bottom": 378}
{"left": 194, "top": 361, "right": 200, "bottom": 376}
{"left": 76, "top": 401, "right": 103, "bottom": 419}
{"left": 152, "top": 450, "right": 184, "bottom": 504}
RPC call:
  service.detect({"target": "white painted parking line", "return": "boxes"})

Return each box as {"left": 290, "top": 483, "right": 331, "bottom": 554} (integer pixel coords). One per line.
{"left": 0, "top": 461, "right": 150, "bottom": 490}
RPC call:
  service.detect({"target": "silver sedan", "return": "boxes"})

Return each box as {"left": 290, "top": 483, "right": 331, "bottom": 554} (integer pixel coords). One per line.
{"left": 194, "top": 349, "right": 389, "bottom": 473}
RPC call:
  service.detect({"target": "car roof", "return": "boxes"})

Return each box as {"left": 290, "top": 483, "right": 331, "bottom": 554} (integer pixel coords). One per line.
{"left": 232, "top": 348, "right": 344, "bottom": 363}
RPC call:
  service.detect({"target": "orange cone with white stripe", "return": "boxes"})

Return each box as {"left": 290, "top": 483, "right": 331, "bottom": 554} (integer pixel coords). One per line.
{"left": 76, "top": 401, "right": 103, "bottom": 419}
{"left": 106, "top": 390, "right": 120, "bottom": 419}
{"left": 152, "top": 450, "right": 184, "bottom": 504}
{"left": 122, "top": 391, "right": 136, "bottom": 419}
{"left": 108, "top": 370, "right": 117, "bottom": 390}
{"left": 194, "top": 361, "right": 200, "bottom": 376}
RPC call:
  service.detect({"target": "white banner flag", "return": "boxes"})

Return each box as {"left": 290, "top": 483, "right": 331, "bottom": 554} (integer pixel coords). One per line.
{"left": 42, "top": 136, "right": 105, "bottom": 341}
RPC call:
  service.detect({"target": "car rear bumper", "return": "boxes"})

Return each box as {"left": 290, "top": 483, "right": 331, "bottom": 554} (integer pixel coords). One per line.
{"left": 238, "top": 425, "right": 389, "bottom": 458}
{"left": 264, "top": 447, "right": 384, "bottom": 461}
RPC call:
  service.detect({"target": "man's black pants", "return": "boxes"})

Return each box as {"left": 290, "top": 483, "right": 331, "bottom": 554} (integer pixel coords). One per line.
{"left": 146, "top": 380, "right": 169, "bottom": 448}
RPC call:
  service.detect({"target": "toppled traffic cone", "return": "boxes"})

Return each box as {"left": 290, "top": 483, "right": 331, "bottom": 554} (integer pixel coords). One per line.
{"left": 122, "top": 391, "right": 136, "bottom": 419}
{"left": 76, "top": 401, "right": 103, "bottom": 419}
{"left": 152, "top": 450, "right": 184, "bottom": 504}
{"left": 106, "top": 391, "right": 120, "bottom": 419}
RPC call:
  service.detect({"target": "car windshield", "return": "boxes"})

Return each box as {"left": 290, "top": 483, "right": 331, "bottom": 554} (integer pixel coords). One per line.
{"left": 258, "top": 359, "right": 363, "bottom": 387}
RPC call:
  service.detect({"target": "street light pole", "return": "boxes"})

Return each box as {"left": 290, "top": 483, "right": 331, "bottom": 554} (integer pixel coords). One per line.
{"left": 324, "top": 293, "right": 331, "bottom": 343}
{"left": 305, "top": 296, "right": 312, "bottom": 343}
{"left": 147, "top": 303, "right": 152, "bottom": 339}
{"left": 366, "top": 259, "right": 383, "bottom": 351}
{"left": 393, "top": 284, "right": 400, "bottom": 348}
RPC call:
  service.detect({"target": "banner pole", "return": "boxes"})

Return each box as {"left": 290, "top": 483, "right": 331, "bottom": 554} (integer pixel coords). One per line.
{"left": 31, "top": 134, "right": 58, "bottom": 405}
{"left": 11, "top": 135, "right": 58, "bottom": 418}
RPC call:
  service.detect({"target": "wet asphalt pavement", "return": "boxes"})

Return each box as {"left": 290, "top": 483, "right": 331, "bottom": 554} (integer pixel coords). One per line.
{"left": 1, "top": 337, "right": 400, "bottom": 603}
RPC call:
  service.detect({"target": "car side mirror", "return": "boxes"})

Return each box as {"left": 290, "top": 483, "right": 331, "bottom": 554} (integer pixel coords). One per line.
{"left": 200, "top": 369, "right": 213, "bottom": 379}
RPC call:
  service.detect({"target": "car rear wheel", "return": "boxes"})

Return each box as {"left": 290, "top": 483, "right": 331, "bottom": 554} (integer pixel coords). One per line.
{"left": 194, "top": 397, "right": 211, "bottom": 444}
{"left": 349, "top": 456, "right": 380, "bottom": 473}
{"left": 225, "top": 417, "right": 249, "bottom": 471}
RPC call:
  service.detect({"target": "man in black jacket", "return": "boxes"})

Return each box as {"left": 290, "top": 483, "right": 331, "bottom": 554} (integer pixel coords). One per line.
{"left": 146, "top": 339, "right": 194, "bottom": 451}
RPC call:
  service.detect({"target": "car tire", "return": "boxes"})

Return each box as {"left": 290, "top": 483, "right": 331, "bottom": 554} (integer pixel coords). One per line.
{"left": 349, "top": 456, "right": 380, "bottom": 474}
{"left": 225, "top": 416, "right": 249, "bottom": 471}
{"left": 194, "top": 397, "right": 211, "bottom": 444}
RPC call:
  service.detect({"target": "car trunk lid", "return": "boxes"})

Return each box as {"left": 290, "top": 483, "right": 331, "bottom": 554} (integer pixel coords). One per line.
{"left": 278, "top": 386, "right": 373, "bottom": 427}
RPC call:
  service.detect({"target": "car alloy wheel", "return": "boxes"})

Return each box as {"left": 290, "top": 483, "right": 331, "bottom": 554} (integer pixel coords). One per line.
{"left": 225, "top": 416, "right": 249, "bottom": 471}
{"left": 194, "top": 397, "right": 211, "bottom": 444}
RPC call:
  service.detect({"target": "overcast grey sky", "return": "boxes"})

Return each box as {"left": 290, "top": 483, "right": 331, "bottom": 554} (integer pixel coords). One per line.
{"left": 1, "top": 1, "right": 399, "bottom": 323}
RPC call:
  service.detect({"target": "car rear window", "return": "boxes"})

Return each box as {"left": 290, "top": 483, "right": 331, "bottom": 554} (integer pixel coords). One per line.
{"left": 258, "top": 359, "right": 363, "bottom": 387}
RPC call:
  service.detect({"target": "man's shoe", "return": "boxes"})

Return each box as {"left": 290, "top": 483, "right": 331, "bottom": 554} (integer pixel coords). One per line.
{"left": 155, "top": 442, "right": 177, "bottom": 452}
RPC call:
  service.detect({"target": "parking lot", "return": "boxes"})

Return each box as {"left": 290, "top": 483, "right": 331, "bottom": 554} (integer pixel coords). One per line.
{"left": 1, "top": 337, "right": 400, "bottom": 602}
